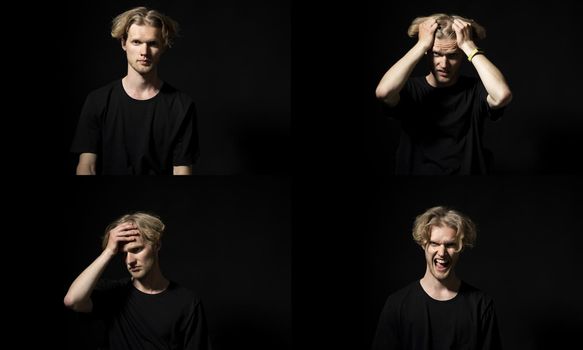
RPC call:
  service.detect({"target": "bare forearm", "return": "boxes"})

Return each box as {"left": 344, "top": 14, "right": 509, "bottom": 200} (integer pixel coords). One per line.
{"left": 76, "top": 164, "right": 96, "bottom": 175}
{"left": 63, "top": 250, "right": 114, "bottom": 312}
{"left": 76, "top": 153, "right": 97, "bottom": 175}
{"left": 173, "top": 165, "right": 192, "bottom": 175}
{"left": 470, "top": 54, "right": 512, "bottom": 107}
{"left": 375, "top": 42, "right": 427, "bottom": 105}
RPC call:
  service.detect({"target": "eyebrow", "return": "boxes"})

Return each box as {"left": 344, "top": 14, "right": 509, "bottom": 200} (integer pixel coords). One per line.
{"left": 129, "top": 38, "right": 159, "bottom": 44}
{"left": 430, "top": 240, "right": 457, "bottom": 245}
{"left": 432, "top": 50, "right": 460, "bottom": 56}
{"left": 124, "top": 244, "right": 144, "bottom": 252}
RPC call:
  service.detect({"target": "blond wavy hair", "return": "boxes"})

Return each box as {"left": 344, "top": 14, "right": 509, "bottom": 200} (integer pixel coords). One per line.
{"left": 102, "top": 212, "right": 166, "bottom": 249}
{"left": 111, "top": 6, "right": 179, "bottom": 48}
{"left": 412, "top": 206, "right": 477, "bottom": 252}
{"left": 407, "top": 13, "right": 486, "bottom": 41}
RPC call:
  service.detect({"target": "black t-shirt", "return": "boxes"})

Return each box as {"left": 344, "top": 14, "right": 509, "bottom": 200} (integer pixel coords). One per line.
{"left": 384, "top": 76, "right": 504, "bottom": 175}
{"left": 372, "top": 281, "right": 502, "bottom": 350}
{"left": 91, "top": 279, "right": 212, "bottom": 350}
{"left": 71, "top": 80, "right": 198, "bottom": 175}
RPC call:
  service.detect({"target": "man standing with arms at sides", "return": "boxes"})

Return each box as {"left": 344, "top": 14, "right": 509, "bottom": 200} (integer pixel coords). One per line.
{"left": 372, "top": 206, "right": 502, "bottom": 349}
{"left": 71, "top": 7, "right": 198, "bottom": 175}
{"left": 376, "top": 14, "right": 512, "bottom": 174}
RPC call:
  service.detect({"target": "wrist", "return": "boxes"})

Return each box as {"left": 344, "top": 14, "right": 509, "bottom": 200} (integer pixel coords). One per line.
{"left": 102, "top": 248, "right": 117, "bottom": 259}
{"left": 414, "top": 42, "right": 431, "bottom": 55}
{"left": 467, "top": 47, "right": 485, "bottom": 62}
{"left": 460, "top": 42, "right": 478, "bottom": 56}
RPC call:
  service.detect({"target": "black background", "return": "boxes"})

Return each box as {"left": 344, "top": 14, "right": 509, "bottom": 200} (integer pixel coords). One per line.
{"left": 364, "top": 176, "right": 583, "bottom": 349}
{"left": 61, "top": 0, "right": 290, "bottom": 175}
{"left": 61, "top": 177, "right": 290, "bottom": 350}
{"left": 19, "top": 0, "right": 581, "bottom": 349}
{"left": 363, "top": 1, "right": 583, "bottom": 174}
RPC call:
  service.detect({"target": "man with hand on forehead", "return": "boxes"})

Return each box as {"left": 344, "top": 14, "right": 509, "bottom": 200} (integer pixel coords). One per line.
{"left": 64, "top": 212, "right": 212, "bottom": 350}
{"left": 376, "top": 14, "right": 512, "bottom": 175}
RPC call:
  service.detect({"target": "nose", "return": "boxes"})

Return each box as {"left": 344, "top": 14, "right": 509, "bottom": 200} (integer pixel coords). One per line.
{"left": 126, "top": 253, "right": 136, "bottom": 266}
{"left": 139, "top": 43, "right": 148, "bottom": 56}
{"left": 436, "top": 56, "right": 445, "bottom": 66}
{"left": 437, "top": 244, "right": 446, "bottom": 256}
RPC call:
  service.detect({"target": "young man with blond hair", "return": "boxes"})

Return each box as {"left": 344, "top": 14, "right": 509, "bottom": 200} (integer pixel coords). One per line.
{"left": 71, "top": 7, "right": 198, "bottom": 175}
{"left": 372, "top": 206, "right": 502, "bottom": 349}
{"left": 64, "top": 212, "right": 211, "bottom": 349}
{"left": 376, "top": 14, "right": 512, "bottom": 175}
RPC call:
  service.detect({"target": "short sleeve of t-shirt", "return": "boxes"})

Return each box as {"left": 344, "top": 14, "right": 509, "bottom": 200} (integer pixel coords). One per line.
{"left": 70, "top": 90, "right": 105, "bottom": 154}
{"left": 171, "top": 99, "right": 198, "bottom": 166}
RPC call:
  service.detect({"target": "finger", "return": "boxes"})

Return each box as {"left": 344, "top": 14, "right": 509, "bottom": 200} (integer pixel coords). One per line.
{"left": 117, "top": 235, "right": 137, "bottom": 242}
{"left": 457, "top": 19, "right": 472, "bottom": 32}
{"left": 111, "top": 223, "right": 133, "bottom": 234}
{"left": 119, "top": 229, "right": 140, "bottom": 236}
{"left": 119, "top": 222, "right": 136, "bottom": 230}
{"left": 454, "top": 18, "right": 469, "bottom": 26}
{"left": 452, "top": 21, "right": 462, "bottom": 32}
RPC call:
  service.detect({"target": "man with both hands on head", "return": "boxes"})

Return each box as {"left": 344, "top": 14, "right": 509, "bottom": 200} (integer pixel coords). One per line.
{"left": 376, "top": 14, "right": 512, "bottom": 175}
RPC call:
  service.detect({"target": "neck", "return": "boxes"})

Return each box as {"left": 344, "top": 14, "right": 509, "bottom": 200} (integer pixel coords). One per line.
{"left": 132, "top": 266, "right": 169, "bottom": 294}
{"left": 420, "top": 269, "right": 461, "bottom": 300}
{"left": 425, "top": 72, "right": 459, "bottom": 88}
{"left": 124, "top": 68, "right": 162, "bottom": 92}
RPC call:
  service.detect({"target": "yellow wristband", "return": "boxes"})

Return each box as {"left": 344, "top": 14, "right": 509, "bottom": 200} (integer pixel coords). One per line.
{"left": 467, "top": 48, "right": 484, "bottom": 62}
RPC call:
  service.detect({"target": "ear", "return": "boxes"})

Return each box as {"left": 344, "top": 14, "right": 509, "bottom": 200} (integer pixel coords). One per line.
{"left": 121, "top": 39, "right": 127, "bottom": 51}
{"left": 155, "top": 241, "right": 162, "bottom": 252}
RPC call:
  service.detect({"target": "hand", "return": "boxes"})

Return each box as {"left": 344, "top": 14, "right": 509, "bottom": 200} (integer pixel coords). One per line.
{"left": 418, "top": 18, "right": 438, "bottom": 51}
{"left": 452, "top": 18, "right": 477, "bottom": 53}
{"left": 105, "top": 222, "right": 140, "bottom": 255}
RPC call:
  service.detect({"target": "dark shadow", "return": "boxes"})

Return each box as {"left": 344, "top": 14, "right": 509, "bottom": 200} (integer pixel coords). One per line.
{"left": 531, "top": 310, "right": 583, "bottom": 350}
{"left": 534, "top": 118, "right": 583, "bottom": 174}
{"left": 235, "top": 120, "right": 290, "bottom": 175}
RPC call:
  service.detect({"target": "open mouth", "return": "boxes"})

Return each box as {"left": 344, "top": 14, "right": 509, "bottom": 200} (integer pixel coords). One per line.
{"left": 434, "top": 258, "right": 450, "bottom": 272}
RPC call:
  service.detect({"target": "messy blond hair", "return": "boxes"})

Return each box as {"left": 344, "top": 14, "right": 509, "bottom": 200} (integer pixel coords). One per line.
{"left": 407, "top": 13, "right": 486, "bottom": 41}
{"left": 111, "top": 6, "right": 179, "bottom": 48}
{"left": 102, "top": 212, "right": 165, "bottom": 249}
{"left": 412, "top": 206, "right": 477, "bottom": 252}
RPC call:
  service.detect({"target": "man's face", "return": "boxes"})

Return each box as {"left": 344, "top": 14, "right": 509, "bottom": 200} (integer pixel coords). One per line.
{"left": 427, "top": 38, "right": 464, "bottom": 86}
{"left": 122, "top": 24, "right": 165, "bottom": 75}
{"left": 122, "top": 234, "right": 158, "bottom": 280}
{"left": 424, "top": 225, "right": 460, "bottom": 281}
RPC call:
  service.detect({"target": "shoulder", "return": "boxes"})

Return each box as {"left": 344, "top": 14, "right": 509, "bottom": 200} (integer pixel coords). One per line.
{"left": 84, "top": 80, "right": 122, "bottom": 105}
{"left": 385, "top": 281, "right": 421, "bottom": 306}
{"left": 87, "top": 80, "right": 121, "bottom": 98}
{"left": 401, "top": 76, "right": 433, "bottom": 98}
{"left": 95, "top": 278, "right": 132, "bottom": 292}
{"left": 459, "top": 281, "right": 496, "bottom": 307}
{"left": 159, "top": 82, "right": 196, "bottom": 107}
{"left": 407, "top": 76, "right": 429, "bottom": 90}
{"left": 167, "top": 281, "right": 202, "bottom": 305}
{"left": 92, "top": 278, "right": 132, "bottom": 302}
